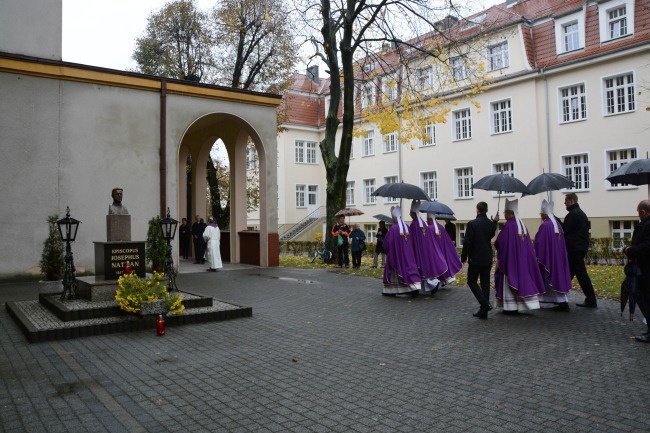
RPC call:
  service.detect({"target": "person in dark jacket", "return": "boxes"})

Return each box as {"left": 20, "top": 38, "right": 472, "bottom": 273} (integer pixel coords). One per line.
{"left": 624, "top": 200, "right": 650, "bottom": 343}
{"left": 191, "top": 215, "right": 207, "bottom": 264}
{"left": 461, "top": 202, "right": 499, "bottom": 319}
{"left": 562, "top": 193, "right": 597, "bottom": 308}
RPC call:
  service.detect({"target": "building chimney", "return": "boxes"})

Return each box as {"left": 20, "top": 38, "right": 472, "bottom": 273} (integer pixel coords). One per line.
{"left": 307, "top": 65, "right": 319, "bottom": 84}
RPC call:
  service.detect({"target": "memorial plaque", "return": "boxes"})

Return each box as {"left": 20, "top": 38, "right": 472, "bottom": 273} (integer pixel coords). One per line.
{"left": 94, "top": 241, "right": 146, "bottom": 280}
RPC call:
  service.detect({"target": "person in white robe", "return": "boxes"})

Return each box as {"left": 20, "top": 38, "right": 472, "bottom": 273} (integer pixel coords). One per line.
{"left": 202, "top": 218, "right": 222, "bottom": 271}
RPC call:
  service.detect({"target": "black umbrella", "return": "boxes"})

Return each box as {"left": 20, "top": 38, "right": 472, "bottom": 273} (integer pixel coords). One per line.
{"left": 373, "top": 214, "right": 393, "bottom": 224}
{"left": 606, "top": 157, "right": 650, "bottom": 197}
{"left": 430, "top": 213, "right": 456, "bottom": 221}
{"left": 372, "top": 182, "right": 430, "bottom": 201}
{"left": 524, "top": 172, "right": 575, "bottom": 197}
{"left": 418, "top": 200, "right": 454, "bottom": 215}
{"left": 621, "top": 261, "right": 642, "bottom": 321}
{"left": 472, "top": 173, "right": 530, "bottom": 212}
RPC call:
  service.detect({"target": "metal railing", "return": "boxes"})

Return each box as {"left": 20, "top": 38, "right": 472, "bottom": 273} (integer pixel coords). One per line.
{"left": 279, "top": 206, "right": 327, "bottom": 241}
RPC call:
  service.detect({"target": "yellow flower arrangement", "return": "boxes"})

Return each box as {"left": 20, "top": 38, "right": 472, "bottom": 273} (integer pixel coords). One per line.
{"left": 115, "top": 272, "right": 185, "bottom": 315}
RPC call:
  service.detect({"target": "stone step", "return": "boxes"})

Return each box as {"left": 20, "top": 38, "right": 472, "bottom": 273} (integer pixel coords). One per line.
{"left": 6, "top": 294, "right": 251, "bottom": 343}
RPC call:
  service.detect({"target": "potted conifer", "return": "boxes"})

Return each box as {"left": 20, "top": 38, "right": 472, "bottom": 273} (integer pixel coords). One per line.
{"left": 39, "top": 215, "right": 64, "bottom": 293}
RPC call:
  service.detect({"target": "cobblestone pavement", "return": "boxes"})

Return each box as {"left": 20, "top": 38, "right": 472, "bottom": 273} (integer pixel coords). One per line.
{"left": 1, "top": 264, "right": 649, "bottom": 433}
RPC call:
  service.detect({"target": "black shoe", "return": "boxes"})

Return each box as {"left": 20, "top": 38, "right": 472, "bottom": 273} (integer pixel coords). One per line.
{"left": 552, "top": 303, "right": 570, "bottom": 312}
{"left": 473, "top": 308, "right": 488, "bottom": 319}
{"left": 382, "top": 293, "right": 397, "bottom": 297}
{"left": 194, "top": 261, "right": 200, "bottom": 264}
{"left": 576, "top": 302, "right": 597, "bottom": 308}
{"left": 502, "top": 310, "right": 519, "bottom": 315}
{"left": 635, "top": 334, "right": 650, "bottom": 343}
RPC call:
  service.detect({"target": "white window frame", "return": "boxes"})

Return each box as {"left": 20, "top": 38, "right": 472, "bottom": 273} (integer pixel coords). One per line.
{"left": 365, "top": 224, "right": 377, "bottom": 243}
{"left": 420, "top": 122, "right": 435, "bottom": 147}
{"left": 611, "top": 220, "right": 635, "bottom": 251}
{"left": 454, "top": 167, "right": 474, "bottom": 199}
{"left": 360, "top": 81, "right": 376, "bottom": 109}
{"left": 559, "top": 83, "right": 587, "bottom": 123}
{"left": 491, "top": 99, "right": 512, "bottom": 134}
{"left": 346, "top": 181, "right": 355, "bottom": 205}
{"left": 599, "top": 0, "right": 634, "bottom": 43}
{"left": 382, "top": 73, "right": 398, "bottom": 101}
{"left": 383, "top": 132, "right": 398, "bottom": 153}
{"left": 492, "top": 162, "right": 516, "bottom": 197}
{"left": 246, "top": 145, "right": 257, "bottom": 170}
{"left": 452, "top": 108, "right": 472, "bottom": 141}
{"left": 562, "top": 153, "right": 590, "bottom": 191}
{"left": 295, "top": 184, "right": 306, "bottom": 208}
{"left": 554, "top": 12, "right": 585, "bottom": 54}
{"left": 307, "top": 185, "right": 318, "bottom": 207}
{"left": 383, "top": 175, "right": 399, "bottom": 204}
{"left": 418, "top": 66, "right": 433, "bottom": 90}
{"left": 294, "top": 140, "right": 319, "bottom": 164}
{"left": 606, "top": 147, "right": 638, "bottom": 189}
{"left": 603, "top": 72, "right": 635, "bottom": 116}
{"left": 487, "top": 41, "right": 509, "bottom": 71}
{"left": 457, "top": 223, "right": 467, "bottom": 246}
{"left": 421, "top": 171, "right": 438, "bottom": 201}
{"left": 450, "top": 57, "right": 468, "bottom": 81}
{"left": 363, "top": 130, "right": 375, "bottom": 157}
{"left": 363, "top": 178, "right": 376, "bottom": 205}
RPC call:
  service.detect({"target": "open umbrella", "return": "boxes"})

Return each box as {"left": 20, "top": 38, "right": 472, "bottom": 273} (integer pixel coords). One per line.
{"left": 419, "top": 200, "right": 454, "bottom": 215}
{"left": 372, "top": 182, "right": 430, "bottom": 201}
{"left": 524, "top": 172, "right": 575, "bottom": 198}
{"left": 472, "top": 173, "right": 530, "bottom": 212}
{"left": 373, "top": 214, "right": 393, "bottom": 224}
{"left": 606, "top": 157, "right": 650, "bottom": 197}
{"left": 335, "top": 207, "right": 364, "bottom": 224}
{"left": 428, "top": 213, "right": 456, "bottom": 221}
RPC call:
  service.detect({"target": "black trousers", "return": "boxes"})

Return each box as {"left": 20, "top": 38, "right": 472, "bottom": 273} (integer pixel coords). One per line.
{"left": 467, "top": 264, "right": 491, "bottom": 308}
{"left": 351, "top": 250, "right": 362, "bottom": 268}
{"left": 337, "top": 244, "right": 349, "bottom": 267}
{"left": 567, "top": 250, "right": 597, "bottom": 303}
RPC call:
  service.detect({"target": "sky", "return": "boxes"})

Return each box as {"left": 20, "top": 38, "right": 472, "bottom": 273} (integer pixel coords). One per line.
{"left": 62, "top": 0, "right": 504, "bottom": 72}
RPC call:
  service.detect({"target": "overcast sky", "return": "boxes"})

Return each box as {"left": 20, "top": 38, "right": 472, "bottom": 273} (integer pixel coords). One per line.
{"left": 62, "top": 0, "right": 504, "bottom": 72}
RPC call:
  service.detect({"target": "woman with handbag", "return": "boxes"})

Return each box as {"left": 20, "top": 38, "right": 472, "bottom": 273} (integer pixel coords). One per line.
{"left": 350, "top": 224, "right": 366, "bottom": 269}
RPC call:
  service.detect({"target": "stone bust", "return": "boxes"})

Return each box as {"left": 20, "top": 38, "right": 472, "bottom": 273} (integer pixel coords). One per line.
{"left": 108, "top": 187, "right": 129, "bottom": 215}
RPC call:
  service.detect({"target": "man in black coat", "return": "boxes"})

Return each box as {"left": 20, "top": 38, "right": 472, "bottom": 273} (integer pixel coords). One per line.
{"left": 563, "top": 193, "right": 597, "bottom": 308}
{"left": 191, "top": 215, "right": 207, "bottom": 264}
{"left": 624, "top": 200, "right": 650, "bottom": 343}
{"left": 461, "top": 202, "right": 499, "bottom": 319}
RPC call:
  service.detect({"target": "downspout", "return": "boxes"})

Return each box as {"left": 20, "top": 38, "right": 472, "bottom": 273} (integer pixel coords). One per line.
{"left": 541, "top": 68, "right": 552, "bottom": 174}
{"left": 160, "top": 79, "right": 167, "bottom": 216}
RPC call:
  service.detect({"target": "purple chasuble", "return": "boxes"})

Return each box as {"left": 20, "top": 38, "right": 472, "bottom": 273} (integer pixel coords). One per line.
{"left": 409, "top": 219, "right": 447, "bottom": 279}
{"left": 494, "top": 218, "right": 546, "bottom": 300}
{"left": 383, "top": 223, "right": 421, "bottom": 290}
{"left": 427, "top": 220, "right": 462, "bottom": 279}
{"left": 534, "top": 218, "right": 572, "bottom": 294}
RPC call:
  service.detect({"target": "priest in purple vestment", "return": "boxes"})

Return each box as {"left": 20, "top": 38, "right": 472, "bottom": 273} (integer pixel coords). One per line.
{"left": 494, "top": 199, "right": 545, "bottom": 313}
{"left": 383, "top": 206, "right": 421, "bottom": 296}
{"left": 409, "top": 201, "right": 444, "bottom": 294}
{"left": 426, "top": 212, "right": 462, "bottom": 287}
{"left": 534, "top": 200, "right": 572, "bottom": 311}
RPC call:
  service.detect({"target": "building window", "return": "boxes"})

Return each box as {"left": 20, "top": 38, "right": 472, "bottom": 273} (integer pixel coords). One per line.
{"left": 361, "top": 82, "right": 375, "bottom": 108}
{"left": 450, "top": 57, "right": 468, "bottom": 81}
{"left": 295, "top": 140, "right": 318, "bottom": 164}
{"left": 607, "top": 148, "right": 638, "bottom": 188}
{"left": 421, "top": 122, "right": 435, "bottom": 147}
{"left": 453, "top": 109, "right": 472, "bottom": 141}
{"left": 455, "top": 167, "right": 474, "bottom": 198}
{"left": 457, "top": 223, "right": 467, "bottom": 246}
{"left": 383, "top": 176, "right": 399, "bottom": 203}
{"left": 421, "top": 171, "right": 438, "bottom": 200}
{"left": 492, "top": 162, "right": 515, "bottom": 197}
{"left": 563, "top": 22, "right": 580, "bottom": 52}
{"left": 491, "top": 99, "right": 512, "bottom": 134}
{"left": 418, "top": 67, "right": 433, "bottom": 90}
{"left": 383, "top": 132, "right": 398, "bottom": 153}
{"left": 346, "top": 181, "right": 355, "bottom": 205}
{"left": 612, "top": 220, "right": 634, "bottom": 250}
{"left": 363, "top": 179, "right": 376, "bottom": 204}
{"left": 487, "top": 42, "right": 509, "bottom": 71}
{"left": 365, "top": 224, "right": 377, "bottom": 243}
{"left": 563, "top": 153, "right": 590, "bottom": 191}
{"left": 246, "top": 145, "right": 257, "bottom": 170}
{"left": 599, "top": 1, "right": 634, "bottom": 43}
{"left": 604, "top": 72, "right": 635, "bottom": 115}
{"left": 609, "top": 6, "right": 628, "bottom": 39}
{"left": 363, "top": 130, "right": 375, "bottom": 157}
{"left": 307, "top": 185, "right": 318, "bottom": 206}
{"left": 382, "top": 73, "right": 398, "bottom": 101}
{"left": 295, "top": 185, "right": 305, "bottom": 207}
{"left": 559, "top": 83, "right": 587, "bottom": 123}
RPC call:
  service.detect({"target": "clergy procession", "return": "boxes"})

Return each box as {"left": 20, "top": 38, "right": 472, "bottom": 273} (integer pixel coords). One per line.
{"left": 381, "top": 195, "right": 580, "bottom": 322}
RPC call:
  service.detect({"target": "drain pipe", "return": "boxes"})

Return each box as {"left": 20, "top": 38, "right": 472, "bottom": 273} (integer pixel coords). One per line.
{"left": 541, "top": 68, "right": 553, "bottom": 198}
{"left": 160, "top": 80, "right": 167, "bottom": 215}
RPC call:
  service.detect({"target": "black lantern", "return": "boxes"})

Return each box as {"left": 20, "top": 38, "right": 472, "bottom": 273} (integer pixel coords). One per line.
{"left": 57, "top": 207, "right": 82, "bottom": 300}
{"left": 159, "top": 208, "right": 178, "bottom": 291}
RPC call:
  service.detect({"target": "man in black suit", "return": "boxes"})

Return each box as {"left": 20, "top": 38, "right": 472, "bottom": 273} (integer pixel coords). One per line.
{"left": 624, "top": 200, "right": 650, "bottom": 343}
{"left": 461, "top": 202, "right": 499, "bottom": 319}
{"left": 191, "top": 215, "right": 207, "bottom": 264}
{"left": 563, "top": 193, "right": 597, "bottom": 308}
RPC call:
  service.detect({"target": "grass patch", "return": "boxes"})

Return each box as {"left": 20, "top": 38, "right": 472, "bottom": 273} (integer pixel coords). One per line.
{"left": 279, "top": 254, "right": 624, "bottom": 300}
